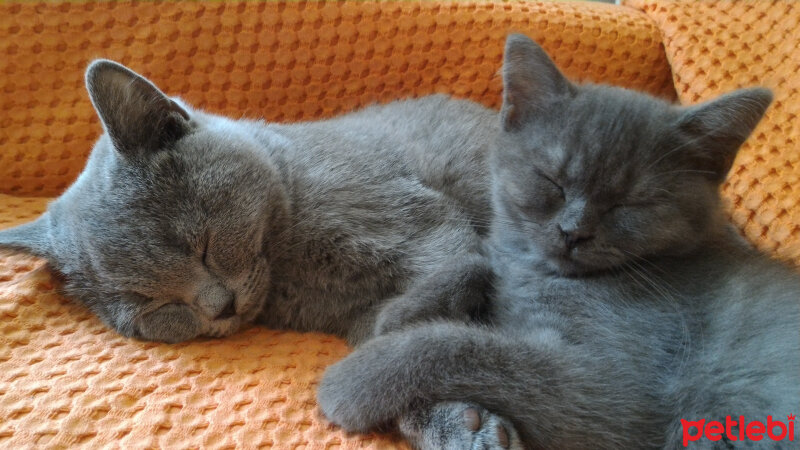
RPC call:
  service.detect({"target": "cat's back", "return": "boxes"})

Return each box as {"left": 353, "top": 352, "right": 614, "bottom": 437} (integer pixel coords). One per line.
{"left": 267, "top": 95, "right": 497, "bottom": 219}
{"left": 252, "top": 96, "right": 497, "bottom": 335}
{"left": 267, "top": 95, "right": 493, "bottom": 161}
{"left": 309, "top": 94, "right": 495, "bottom": 149}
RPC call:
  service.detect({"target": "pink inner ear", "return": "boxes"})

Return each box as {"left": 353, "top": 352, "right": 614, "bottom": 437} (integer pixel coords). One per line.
{"left": 168, "top": 100, "right": 190, "bottom": 121}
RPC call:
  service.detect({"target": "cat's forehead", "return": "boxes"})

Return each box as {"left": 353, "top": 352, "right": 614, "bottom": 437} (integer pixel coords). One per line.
{"left": 566, "top": 87, "right": 672, "bottom": 146}
{"left": 122, "top": 131, "right": 261, "bottom": 198}
{"left": 547, "top": 87, "right": 677, "bottom": 187}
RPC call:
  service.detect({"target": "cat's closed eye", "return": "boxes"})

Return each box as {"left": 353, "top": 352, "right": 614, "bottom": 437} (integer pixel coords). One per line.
{"left": 200, "top": 239, "right": 210, "bottom": 266}
{"left": 510, "top": 169, "right": 564, "bottom": 214}
{"left": 534, "top": 169, "right": 564, "bottom": 200}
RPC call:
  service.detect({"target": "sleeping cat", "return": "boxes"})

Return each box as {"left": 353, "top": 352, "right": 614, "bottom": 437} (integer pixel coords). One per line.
{"left": 0, "top": 59, "right": 497, "bottom": 345}
{"left": 318, "top": 34, "right": 800, "bottom": 449}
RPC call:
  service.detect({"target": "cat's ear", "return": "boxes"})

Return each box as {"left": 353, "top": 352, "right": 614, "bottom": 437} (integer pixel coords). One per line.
{"left": 0, "top": 215, "right": 53, "bottom": 259}
{"left": 677, "top": 87, "right": 772, "bottom": 182}
{"left": 501, "top": 34, "right": 572, "bottom": 131}
{"left": 85, "top": 60, "right": 191, "bottom": 160}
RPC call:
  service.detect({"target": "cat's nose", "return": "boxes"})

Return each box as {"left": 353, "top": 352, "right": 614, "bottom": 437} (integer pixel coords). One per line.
{"left": 196, "top": 283, "right": 237, "bottom": 320}
{"left": 215, "top": 296, "right": 237, "bottom": 320}
{"left": 559, "top": 225, "right": 594, "bottom": 250}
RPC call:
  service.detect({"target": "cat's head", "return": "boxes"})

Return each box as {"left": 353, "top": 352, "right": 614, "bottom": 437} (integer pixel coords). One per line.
{"left": 491, "top": 34, "right": 772, "bottom": 276}
{"left": 0, "top": 60, "right": 289, "bottom": 342}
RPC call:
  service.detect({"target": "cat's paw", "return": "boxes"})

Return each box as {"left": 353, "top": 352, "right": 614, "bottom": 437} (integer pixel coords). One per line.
{"left": 317, "top": 353, "right": 397, "bottom": 432}
{"left": 399, "top": 402, "right": 523, "bottom": 450}
{"left": 136, "top": 303, "right": 202, "bottom": 343}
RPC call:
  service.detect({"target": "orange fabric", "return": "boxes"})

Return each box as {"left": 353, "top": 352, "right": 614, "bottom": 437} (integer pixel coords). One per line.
{"left": 0, "top": 1, "right": 696, "bottom": 448}
{"left": 0, "top": 1, "right": 675, "bottom": 197}
{"left": 625, "top": 0, "right": 800, "bottom": 267}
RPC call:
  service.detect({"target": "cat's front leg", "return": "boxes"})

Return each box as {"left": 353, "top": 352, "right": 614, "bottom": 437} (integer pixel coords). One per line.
{"left": 373, "top": 252, "right": 493, "bottom": 337}
{"left": 399, "top": 402, "right": 522, "bottom": 450}
{"left": 319, "top": 324, "right": 530, "bottom": 449}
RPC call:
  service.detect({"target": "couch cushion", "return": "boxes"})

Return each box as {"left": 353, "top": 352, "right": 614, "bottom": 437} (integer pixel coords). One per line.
{"left": 625, "top": 0, "right": 800, "bottom": 266}
{"left": 0, "top": 1, "right": 673, "bottom": 448}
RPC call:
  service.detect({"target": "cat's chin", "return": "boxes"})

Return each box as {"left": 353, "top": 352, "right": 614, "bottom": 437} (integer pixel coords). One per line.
{"left": 544, "top": 255, "right": 611, "bottom": 278}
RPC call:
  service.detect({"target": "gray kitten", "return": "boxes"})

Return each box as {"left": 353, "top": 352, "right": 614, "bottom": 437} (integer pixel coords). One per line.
{"left": 318, "top": 35, "right": 800, "bottom": 449}
{"left": 0, "top": 60, "right": 498, "bottom": 346}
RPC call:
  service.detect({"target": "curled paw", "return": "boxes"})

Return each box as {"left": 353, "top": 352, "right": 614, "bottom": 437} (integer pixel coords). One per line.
{"left": 399, "top": 402, "right": 523, "bottom": 450}
{"left": 317, "top": 346, "right": 405, "bottom": 432}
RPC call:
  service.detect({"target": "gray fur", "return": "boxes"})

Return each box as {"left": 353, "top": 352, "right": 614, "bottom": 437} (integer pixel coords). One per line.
{"left": 0, "top": 59, "right": 498, "bottom": 345}
{"left": 398, "top": 402, "right": 522, "bottom": 450}
{"left": 318, "top": 35, "right": 800, "bottom": 449}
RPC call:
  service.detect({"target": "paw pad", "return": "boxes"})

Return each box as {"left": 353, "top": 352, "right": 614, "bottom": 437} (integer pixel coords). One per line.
{"left": 463, "top": 407, "right": 481, "bottom": 432}
{"left": 496, "top": 423, "right": 510, "bottom": 449}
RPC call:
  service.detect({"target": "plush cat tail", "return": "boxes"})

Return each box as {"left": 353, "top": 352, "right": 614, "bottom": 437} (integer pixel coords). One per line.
{"left": 85, "top": 59, "right": 191, "bottom": 161}
{"left": 677, "top": 87, "right": 773, "bottom": 183}
{"left": 501, "top": 34, "right": 573, "bottom": 131}
{"left": 0, "top": 215, "right": 53, "bottom": 259}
